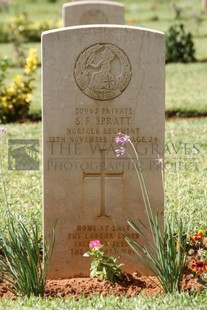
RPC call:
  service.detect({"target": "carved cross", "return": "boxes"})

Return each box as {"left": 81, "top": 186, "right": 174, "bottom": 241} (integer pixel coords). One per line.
{"left": 83, "top": 149, "right": 123, "bottom": 218}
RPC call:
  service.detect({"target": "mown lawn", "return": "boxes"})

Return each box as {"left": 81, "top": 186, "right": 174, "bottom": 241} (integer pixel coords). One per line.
{"left": 0, "top": 0, "right": 207, "bottom": 308}
{"left": 166, "top": 63, "right": 207, "bottom": 116}
{"left": 1, "top": 291, "right": 207, "bottom": 309}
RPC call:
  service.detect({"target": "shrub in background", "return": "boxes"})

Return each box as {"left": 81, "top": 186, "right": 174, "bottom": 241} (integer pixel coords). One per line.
{"left": 0, "top": 12, "right": 60, "bottom": 45}
{"left": 0, "top": 24, "right": 10, "bottom": 43}
{"left": 0, "top": 57, "right": 10, "bottom": 87}
{"left": 0, "top": 48, "right": 38, "bottom": 123}
{"left": 6, "top": 13, "right": 59, "bottom": 44}
{"left": 171, "top": 4, "right": 183, "bottom": 20}
{"left": 166, "top": 24, "right": 195, "bottom": 63}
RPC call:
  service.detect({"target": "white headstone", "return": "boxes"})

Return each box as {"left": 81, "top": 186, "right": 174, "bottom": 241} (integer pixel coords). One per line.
{"left": 62, "top": 1, "right": 125, "bottom": 26}
{"left": 42, "top": 25, "right": 165, "bottom": 279}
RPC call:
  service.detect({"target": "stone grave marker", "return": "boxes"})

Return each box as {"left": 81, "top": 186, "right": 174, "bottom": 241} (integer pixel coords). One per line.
{"left": 42, "top": 25, "right": 165, "bottom": 279}
{"left": 62, "top": 1, "right": 125, "bottom": 27}
{"left": 202, "top": 0, "right": 207, "bottom": 11}
{"left": 72, "top": 0, "right": 115, "bottom": 1}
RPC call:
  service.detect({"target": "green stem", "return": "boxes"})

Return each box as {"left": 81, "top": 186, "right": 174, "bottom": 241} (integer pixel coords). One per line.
{"left": 0, "top": 153, "right": 10, "bottom": 214}
{"left": 128, "top": 140, "right": 156, "bottom": 242}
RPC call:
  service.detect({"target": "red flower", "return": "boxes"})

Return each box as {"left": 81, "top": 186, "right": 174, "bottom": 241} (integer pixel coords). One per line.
{"left": 190, "top": 260, "right": 207, "bottom": 274}
{"left": 190, "top": 230, "right": 205, "bottom": 242}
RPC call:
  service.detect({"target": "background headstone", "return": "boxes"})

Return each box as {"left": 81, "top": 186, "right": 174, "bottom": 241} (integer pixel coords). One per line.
{"left": 42, "top": 25, "right": 165, "bottom": 279}
{"left": 62, "top": 1, "right": 125, "bottom": 26}
{"left": 202, "top": 0, "right": 207, "bottom": 11}
{"left": 72, "top": 0, "right": 115, "bottom": 1}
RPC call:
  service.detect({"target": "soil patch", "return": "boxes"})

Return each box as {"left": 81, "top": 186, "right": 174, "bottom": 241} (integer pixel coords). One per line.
{"left": 0, "top": 273, "right": 203, "bottom": 300}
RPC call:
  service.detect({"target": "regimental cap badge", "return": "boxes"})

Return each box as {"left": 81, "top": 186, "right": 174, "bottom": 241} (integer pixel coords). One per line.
{"left": 74, "top": 43, "right": 132, "bottom": 101}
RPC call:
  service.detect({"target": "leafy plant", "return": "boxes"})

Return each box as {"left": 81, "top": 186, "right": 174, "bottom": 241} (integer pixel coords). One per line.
{"left": 0, "top": 57, "right": 10, "bottom": 87}
{"left": 171, "top": 4, "right": 183, "bottom": 20}
{"left": 187, "top": 230, "right": 207, "bottom": 287}
{"left": 0, "top": 13, "right": 60, "bottom": 46}
{"left": 114, "top": 133, "right": 188, "bottom": 293}
{"left": 0, "top": 48, "right": 38, "bottom": 123}
{"left": 166, "top": 24, "right": 195, "bottom": 63}
{"left": 0, "top": 216, "right": 55, "bottom": 297}
{"left": 0, "top": 127, "right": 56, "bottom": 298}
{"left": 6, "top": 12, "right": 30, "bottom": 67}
{"left": 83, "top": 240, "right": 123, "bottom": 282}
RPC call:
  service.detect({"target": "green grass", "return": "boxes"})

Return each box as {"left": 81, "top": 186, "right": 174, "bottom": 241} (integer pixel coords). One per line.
{"left": 0, "top": 123, "right": 41, "bottom": 230}
{"left": 1, "top": 292, "right": 207, "bottom": 309}
{"left": 166, "top": 63, "right": 207, "bottom": 116}
{"left": 165, "top": 118, "right": 207, "bottom": 230}
{"left": 0, "top": 0, "right": 66, "bottom": 23}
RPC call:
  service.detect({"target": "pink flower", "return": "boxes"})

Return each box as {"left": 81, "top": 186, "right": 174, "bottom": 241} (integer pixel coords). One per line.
{"left": 115, "top": 147, "right": 126, "bottom": 157}
{"left": 0, "top": 127, "right": 6, "bottom": 139}
{"left": 114, "top": 133, "right": 130, "bottom": 146}
{"left": 89, "top": 240, "right": 101, "bottom": 248}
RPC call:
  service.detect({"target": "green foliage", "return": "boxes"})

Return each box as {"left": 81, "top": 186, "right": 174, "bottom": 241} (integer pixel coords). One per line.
{"left": 186, "top": 230, "right": 207, "bottom": 286}
{"left": 126, "top": 217, "right": 187, "bottom": 293}
{"left": 0, "top": 75, "right": 33, "bottom": 123}
{"left": 84, "top": 242, "right": 123, "bottom": 282}
{"left": 0, "top": 24, "right": 10, "bottom": 43}
{"left": 4, "top": 13, "right": 28, "bottom": 66}
{"left": 0, "top": 12, "right": 60, "bottom": 44}
{"left": 0, "top": 48, "right": 38, "bottom": 123}
{"left": 171, "top": 3, "right": 183, "bottom": 20}
{"left": 115, "top": 135, "right": 188, "bottom": 293}
{"left": 0, "top": 130, "right": 55, "bottom": 297}
{"left": 165, "top": 118, "right": 207, "bottom": 230}
{"left": 0, "top": 215, "right": 55, "bottom": 297}
{"left": 2, "top": 292, "right": 207, "bottom": 309}
{"left": 0, "top": 57, "right": 10, "bottom": 87}
{"left": 166, "top": 24, "right": 196, "bottom": 63}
